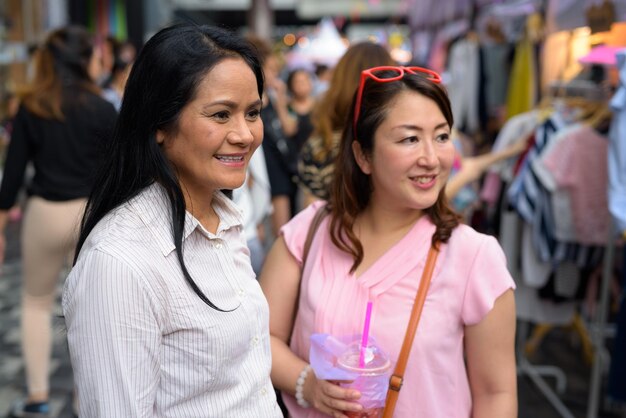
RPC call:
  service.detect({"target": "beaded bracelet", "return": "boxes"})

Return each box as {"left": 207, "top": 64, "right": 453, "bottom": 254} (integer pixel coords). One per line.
{"left": 295, "top": 364, "right": 312, "bottom": 408}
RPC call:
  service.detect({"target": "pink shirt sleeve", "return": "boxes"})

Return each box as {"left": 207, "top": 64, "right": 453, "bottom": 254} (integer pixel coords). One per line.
{"left": 279, "top": 201, "right": 327, "bottom": 266}
{"left": 461, "top": 235, "right": 516, "bottom": 325}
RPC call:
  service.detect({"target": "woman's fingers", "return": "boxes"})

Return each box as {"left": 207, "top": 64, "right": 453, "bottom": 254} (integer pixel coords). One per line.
{"left": 317, "top": 380, "right": 363, "bottom": 413}
{"left": 322, "top": 380, "right": 355, "bottom": 397}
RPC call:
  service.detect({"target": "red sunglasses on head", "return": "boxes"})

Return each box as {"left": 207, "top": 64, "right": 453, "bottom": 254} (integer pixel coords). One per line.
{"left": 353, "top": 66, "right": 442, "bottom": 136}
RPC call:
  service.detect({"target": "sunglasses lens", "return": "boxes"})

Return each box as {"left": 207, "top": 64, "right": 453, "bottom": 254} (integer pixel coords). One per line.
{"left": 370, "top": 68, "right": 403, "bottom": 81}
{"left": 406, "top": 67, "right": 440, "bottom": 82}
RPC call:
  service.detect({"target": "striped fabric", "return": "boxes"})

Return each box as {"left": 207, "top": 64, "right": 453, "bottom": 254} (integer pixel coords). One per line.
{"left": 63, "top": 183, "right": 282, "bottom": 417}
{"left": 507, "top": 116, "right": 603, "bottom": 269}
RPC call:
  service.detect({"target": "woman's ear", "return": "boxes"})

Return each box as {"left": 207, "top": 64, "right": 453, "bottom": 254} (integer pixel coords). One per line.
{"left": 156, "top": 130, "right": 165, "bottom": 145}
{"left": 352, "top": 140, "right": 372, "bottom": 175}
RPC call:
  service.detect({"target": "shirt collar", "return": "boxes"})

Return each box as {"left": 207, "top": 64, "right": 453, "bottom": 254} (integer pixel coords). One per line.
{"left": 130, "top": 183, "right": 243, "bottom": 257}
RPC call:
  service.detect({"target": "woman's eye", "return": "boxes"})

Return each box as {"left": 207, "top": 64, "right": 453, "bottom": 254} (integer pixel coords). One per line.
{"left": 246, "top": 109, "right": 261, "bottom": 120}
{"left": 436, "top": 133, "right": 450, "bottom": 142}
{"left": 212, "top": 111, "right": 229, "bottom": 121}
{"left": 401, "top": 136, "right": 419, "bottom": 144}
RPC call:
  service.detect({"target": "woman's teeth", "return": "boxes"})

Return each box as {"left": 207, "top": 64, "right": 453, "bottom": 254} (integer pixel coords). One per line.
{"left": 216, "top": 155, "right": 244, "bottom": 162}
{"left": 413, "top": 176, "right": 434, "bottom": 184}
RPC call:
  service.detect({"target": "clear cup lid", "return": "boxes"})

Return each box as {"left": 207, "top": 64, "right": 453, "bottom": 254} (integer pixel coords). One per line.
{"left": 337, "top": 341, "right": 391, "bottom": 374}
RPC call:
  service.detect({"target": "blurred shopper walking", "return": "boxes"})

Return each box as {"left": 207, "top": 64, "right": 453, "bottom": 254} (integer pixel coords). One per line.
{"left": 101, "top": 41, "right": 135, "bottom": 112}
{"left": 286, "top": 68, "right": 315, "bottom": 157}
{"left": 0, "top": 25, "right": 117, "bottom": 417}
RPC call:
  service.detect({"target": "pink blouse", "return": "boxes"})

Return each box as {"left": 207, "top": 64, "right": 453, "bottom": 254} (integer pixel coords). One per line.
{"left": 280, "top": 202, "right": 515, "bottom": 418}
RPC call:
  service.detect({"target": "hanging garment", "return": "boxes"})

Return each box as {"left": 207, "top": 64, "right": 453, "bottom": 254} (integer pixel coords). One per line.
{"left": 482, "top": 43, "right": 513, "bottom": 116}
{"left": 489, "top": 110, "right": 539, "bottom": 182}
{"left": 447, "top": 37, "right": 481, "bottom": 133}
{"left": 609, "top": 49, "right": 626, "bottom": 234}
{"left": 508, "top": 116, "right": 604, "bottom": 268}
{"left": 482, "top": 110, "right": 540, "bottom": 209}
{"left": 521, "top": 223, "right": 552, "bottom": 288}
{"left": 506, "top": 37, "right": 537, "bottom": 119}
{"left": 515, "top": 276, "right": 577, "bottom": 325}
{"left": 542, "top": 125, "right": 610, "bottom": 246}
{"left": 533, "top": 124, "right": 582, "bottom": 243}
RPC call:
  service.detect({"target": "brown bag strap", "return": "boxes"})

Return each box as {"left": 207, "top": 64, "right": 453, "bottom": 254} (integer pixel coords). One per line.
{"left": 382, "top": 245, "right": 439, "bottom": 418}
{"left": 289, "top": 205, "right": 328, "bottom": 344}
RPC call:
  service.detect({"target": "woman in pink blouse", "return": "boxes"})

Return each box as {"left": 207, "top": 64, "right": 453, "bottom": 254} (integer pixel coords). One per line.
{"left": 260, "top": 66, "right": 517, "bottom": 417}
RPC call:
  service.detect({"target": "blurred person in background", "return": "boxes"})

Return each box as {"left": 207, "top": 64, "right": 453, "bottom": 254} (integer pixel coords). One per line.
{"left": 0, "top": 92, "right": 22, "bottom": 224}
{"left": 248, "top": 36, "right": 300, "bottom": 236}
{"left": 286, "top": 68, "right": 315, "bottom": 176}
{"left": 98, "top": 35, "right": 118, "bottom": 87}
{"left": 0, "top": 25, "right": 117, "bottom": 417}
{"left": 297, "top": 42, "right": 395, "bottom": 207}
{"left": 101, "top": 53, "right": 133, "bottom": 112}
{"left": 99, "top": 37, "right": 136, "bottom": 89}
{"left": 312, "top": 63, "right": 332, "bottom": 97}
{"left": 233, "top": 148, "right": 273, "bottom": 276}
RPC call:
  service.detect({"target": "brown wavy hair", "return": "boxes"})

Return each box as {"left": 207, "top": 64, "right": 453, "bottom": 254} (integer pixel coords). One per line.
{"left": 17, "top": 25, "right": 100, "bottom": 120}
{"left": 329, "top": 70, "right": 462, "bottom": 272}
{"left": 311, "top": 42, "right": 395, "bottom": 161}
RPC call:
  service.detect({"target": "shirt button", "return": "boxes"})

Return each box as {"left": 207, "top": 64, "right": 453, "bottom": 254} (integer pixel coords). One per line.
{"left": 252, "top": 336, "right": 259, "bottom": 346}
{"left": 260, "top": 387, "right": 267, "bottom": 396}
{"left": 214, "top": 242, "right": 223, "bottom": 249}
{"left": 238, "top": 288, "right": 244, "bottom": 296}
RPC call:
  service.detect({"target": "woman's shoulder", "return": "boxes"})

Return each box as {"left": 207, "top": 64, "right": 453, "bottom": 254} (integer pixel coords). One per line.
{"left": 82, "top": 204, "right": 152, "bottom": 259}
{"left": 449, "top": 223, "right": 486, "bottom": 242}
{"left": 65, "top": 205, "right": 165, "bottom": 319}
{"left": 283, "top": 201, "right": 328, "bottom": 234}
{"left": 447, "top": 224, "right": 504, "bottom": 261}
{"left": 280, "top": 201, "right": 329, "bottom": 263}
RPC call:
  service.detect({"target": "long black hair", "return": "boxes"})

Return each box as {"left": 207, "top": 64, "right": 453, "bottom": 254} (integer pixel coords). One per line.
{"left": 74, "top": 24, "right": 264, "bottom": 310}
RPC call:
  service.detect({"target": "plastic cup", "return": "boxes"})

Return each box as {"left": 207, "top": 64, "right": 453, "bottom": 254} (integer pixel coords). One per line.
{"left": 337, "top": 341, "right": 392, "bottom": 418}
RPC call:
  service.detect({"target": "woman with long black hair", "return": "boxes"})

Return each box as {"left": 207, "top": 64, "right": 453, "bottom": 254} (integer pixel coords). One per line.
{"left": 62, "top": 24, "right": 281, "bottom": 417}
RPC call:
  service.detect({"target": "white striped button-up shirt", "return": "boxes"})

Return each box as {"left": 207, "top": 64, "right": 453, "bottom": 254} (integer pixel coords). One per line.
{"left": 63, "top": 183, "right": 282, "bottom": 417}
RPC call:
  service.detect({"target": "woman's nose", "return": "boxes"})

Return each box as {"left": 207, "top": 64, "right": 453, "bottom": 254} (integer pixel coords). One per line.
{"left": 417, "top": 141, "right": 438, "bottom": 167}
{"left": 228, "top": 117, "right": 255, "bottom": 145}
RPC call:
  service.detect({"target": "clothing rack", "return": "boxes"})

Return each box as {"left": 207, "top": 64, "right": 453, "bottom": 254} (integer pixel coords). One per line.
{"left": 516, "top": 300, "right": 576, "bottom": 418}
{"left": 505, "top": 193, "right": 576, "bottom": 418}
{"left": 504, "top": 85, "right": 617, "bottom": 416}
{"left": 512, "top": 207, "right": 618, "bottom": 418}
{"left": 587, "top": 223, "right": 617, "bottom": 418}
{"left": 517, "top": 321, "right": 574, "bottom": 417}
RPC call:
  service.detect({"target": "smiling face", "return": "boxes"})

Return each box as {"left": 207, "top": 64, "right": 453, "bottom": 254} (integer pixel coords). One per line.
{"left": 353, "top": 90, "right": 455, "bottom": 215}
{"left": 158, "top": 57, "right": 263, "bottom": 203}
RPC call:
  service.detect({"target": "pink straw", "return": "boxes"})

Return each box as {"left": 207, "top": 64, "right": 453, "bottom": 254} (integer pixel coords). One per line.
{"left": 359, "top": 301, "right": 373, "bottom": 368}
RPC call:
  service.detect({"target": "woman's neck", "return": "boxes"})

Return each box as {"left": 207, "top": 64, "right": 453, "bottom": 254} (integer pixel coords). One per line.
{"left": 182, "top": 186, "right": 219, "bottom": 234}
{"left": 357, "top": 203, "right": 424, "bottom": 236}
